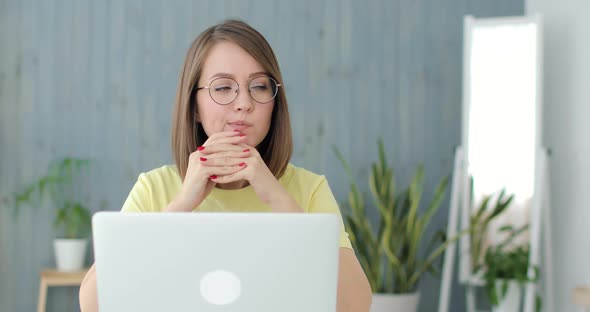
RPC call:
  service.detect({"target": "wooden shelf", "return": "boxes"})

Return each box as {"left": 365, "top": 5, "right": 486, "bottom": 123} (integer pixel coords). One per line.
{"left": 40, "top": 268, "right": 89, "bottom": 286}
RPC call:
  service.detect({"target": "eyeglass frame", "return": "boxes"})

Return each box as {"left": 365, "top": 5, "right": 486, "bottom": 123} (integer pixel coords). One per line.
{"left": 195, "top": 75, "right": 282, "bottom": 105}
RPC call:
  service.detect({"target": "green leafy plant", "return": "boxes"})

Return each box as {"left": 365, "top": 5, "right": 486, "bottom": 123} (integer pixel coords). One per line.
{"left": 13, "top": 157, "right": 92, "bottom": 239}
{"left": 333, "top": 139, "right": 467, "bottom": 293}
{"left": 480, "top": 225, "right": 541, "bottom": 311}
{"left": 470, "top": 189, "right": 514, "bottom": 270}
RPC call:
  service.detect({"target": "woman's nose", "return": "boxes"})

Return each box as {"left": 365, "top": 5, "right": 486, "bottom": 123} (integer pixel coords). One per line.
{"left": 233, "top": 87, "right": 254, "bottom": 112}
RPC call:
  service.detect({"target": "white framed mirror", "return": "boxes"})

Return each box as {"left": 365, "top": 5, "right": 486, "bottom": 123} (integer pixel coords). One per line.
{"left": 460, "top": 15, "right": 547, "bottom": 312}
{"left": 438, "top": 15, "right": 552, "bottom": 312}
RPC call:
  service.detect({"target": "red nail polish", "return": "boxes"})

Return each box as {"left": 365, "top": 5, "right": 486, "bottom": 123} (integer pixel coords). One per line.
{"left": 239, "top": 134, "right": 246, "bottom": 137}
{"left": 243, "top": 149, "right": 250, "bottom": 152}
{"left": 197, "top": 146, "right": 205, "bottom": 151}
{"left": 200, "top": 157, "right": 207, "bottom": 161}
{"left": 239, "top": 163, "right": 246, "bottom": 167}
{"left": 233, "top": 130, "right": 241, "bottom": 132}
{"left": 210, "top": 175, "right": 217, "bottom": 180}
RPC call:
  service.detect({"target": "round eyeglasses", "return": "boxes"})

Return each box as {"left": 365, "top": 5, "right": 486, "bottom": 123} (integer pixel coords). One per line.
{"left": 196, "top": 76, "right": 281, "bottom": 105}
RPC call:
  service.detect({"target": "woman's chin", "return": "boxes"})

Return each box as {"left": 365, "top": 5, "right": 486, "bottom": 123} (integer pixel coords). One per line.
{"left": 243, "top": 138, "right": 256, "bottom": 147}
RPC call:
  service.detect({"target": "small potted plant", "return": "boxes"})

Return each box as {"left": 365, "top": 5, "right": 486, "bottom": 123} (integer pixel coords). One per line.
{"left": 477, "top": 225, "right": 541, "bottom": 312}
{"left": 13, "top": 157, "right": 92, "bottom": 271}
{"left": 334, "top": 140, "right": 467, "bottom": 312}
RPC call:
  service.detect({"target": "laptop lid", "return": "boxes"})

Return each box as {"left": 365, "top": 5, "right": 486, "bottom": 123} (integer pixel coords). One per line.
{"left": 92, "top": 212, "right": 340, "bottom": 312}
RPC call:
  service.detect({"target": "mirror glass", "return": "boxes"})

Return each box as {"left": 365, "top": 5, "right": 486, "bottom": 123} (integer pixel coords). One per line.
{"left": 466, "top": 20, "right": 540, "bottom": 246}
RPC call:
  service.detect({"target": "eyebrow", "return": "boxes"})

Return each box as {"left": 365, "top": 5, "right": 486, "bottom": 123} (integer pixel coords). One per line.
{"left": 209, "top": 71, "right": 268, "bottom": 80}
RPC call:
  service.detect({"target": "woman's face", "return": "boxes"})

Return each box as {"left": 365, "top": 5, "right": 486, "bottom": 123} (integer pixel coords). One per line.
{"left": 196, "top": 41, "right": 275, "bottom": 147}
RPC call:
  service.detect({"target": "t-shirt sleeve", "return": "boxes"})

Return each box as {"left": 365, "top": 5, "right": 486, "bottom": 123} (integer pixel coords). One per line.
{"left": 121, "top": 173, "right": 153, "bottom": 212}
{"left": 307, "top": 177, "right": 353, "bottom": 249}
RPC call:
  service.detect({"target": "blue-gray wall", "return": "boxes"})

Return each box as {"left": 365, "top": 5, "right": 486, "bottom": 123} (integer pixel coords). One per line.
{"left": 0, "top": 1, "right": 523, "bottom": 311}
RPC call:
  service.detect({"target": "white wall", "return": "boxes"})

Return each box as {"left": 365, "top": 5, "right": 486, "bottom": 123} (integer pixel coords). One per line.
{"left": 525, "top": 0, "right": 590, "bottom": 311}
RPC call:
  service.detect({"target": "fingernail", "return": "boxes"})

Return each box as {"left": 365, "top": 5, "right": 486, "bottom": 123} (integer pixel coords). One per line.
{"left": 197, "top": 146, "right": 205, "bottom": 151}
{"left": 233, "top": 130, "right": 241, "bottom": 132}
{"left": 239, "top": 163, "right": 246, "bottom": 167}
{"left": 239, "top": 134, "right": 246, "bottom": 137}
{"left": 210, "top": 175, "right": 217, "bottom": 180}
{"left": 243, "top": 149, "right": 250, "bottom": 152}
{"left": 200, "top": 157, "right": 207, "bottom": 161}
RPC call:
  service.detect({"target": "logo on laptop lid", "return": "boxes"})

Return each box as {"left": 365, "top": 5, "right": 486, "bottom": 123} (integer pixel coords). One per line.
{"left": 200, "top": 270, "right": 241, "bottom": 305}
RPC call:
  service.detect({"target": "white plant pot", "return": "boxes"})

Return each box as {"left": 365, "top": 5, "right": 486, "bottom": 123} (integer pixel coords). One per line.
{"left": 371, "top": 292, "right": 420, "bottom": 312}
{"left": 492, "top": 280, "right": 522, "bottom": 312}
{"left": 54, "top": 238, "right": 88, "bottom": 271}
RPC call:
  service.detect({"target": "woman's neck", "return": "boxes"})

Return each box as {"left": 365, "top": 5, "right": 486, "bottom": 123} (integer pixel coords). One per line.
{"left": 215, "top": 179, "right": 249, "bottom": 190}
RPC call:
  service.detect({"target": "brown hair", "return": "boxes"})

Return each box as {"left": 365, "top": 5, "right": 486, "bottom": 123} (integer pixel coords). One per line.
{"left": 171, "top": 20, "right": 292, "bottom": 180}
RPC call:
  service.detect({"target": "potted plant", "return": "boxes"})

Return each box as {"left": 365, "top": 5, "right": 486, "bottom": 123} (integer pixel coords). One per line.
{"left": 333, "top": 140, "right": 466, "bottom": 312}
{"left": 13, "top": 157, "right": 92, "bottom": 271}
{"left": 477, "top": 225, "right": 541, "bottom": 312}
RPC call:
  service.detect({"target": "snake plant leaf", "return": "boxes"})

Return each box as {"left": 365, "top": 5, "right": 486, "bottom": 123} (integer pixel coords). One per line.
{"left": 487, "top": 191, "right": 514, "bottom": 221}
{"left": 418, "top": 175, "right": 449, "bottom": 233}
{"left": 498, "top": 225, "right": 514, "bottom": 232}
{"left": 473, "top": 194, "right": 492, "bottom": 221}
{"left": 406, "top": 166, "right": 424, "bottom": 242}
{"left": 405, "top": 165, "right": 424, "bottom": 268}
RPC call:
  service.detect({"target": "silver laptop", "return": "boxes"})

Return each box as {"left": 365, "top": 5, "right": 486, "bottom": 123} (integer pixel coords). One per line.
{"left": 92, "top": 212, "right": 341, "bottom": 312}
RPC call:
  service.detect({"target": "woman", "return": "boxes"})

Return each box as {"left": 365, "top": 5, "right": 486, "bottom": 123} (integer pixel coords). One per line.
{"left": 79, "top": 19, "right": 372, "bottom": 312}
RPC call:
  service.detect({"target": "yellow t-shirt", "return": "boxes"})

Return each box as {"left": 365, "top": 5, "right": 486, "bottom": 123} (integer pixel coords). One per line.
{"left": 121, "top": 163, "right": 352, "bottom": 249}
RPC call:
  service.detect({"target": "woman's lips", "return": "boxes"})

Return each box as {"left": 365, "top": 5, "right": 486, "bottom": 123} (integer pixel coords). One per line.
{"left": 228, "top": 122, "right": 251, "bottom": 131}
